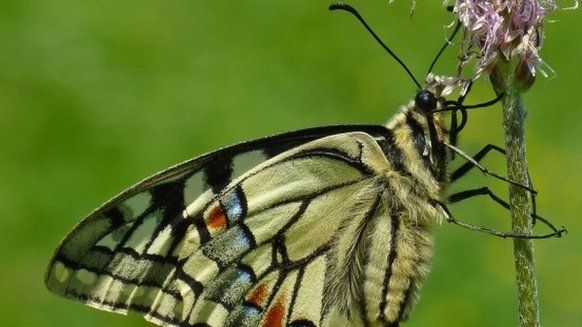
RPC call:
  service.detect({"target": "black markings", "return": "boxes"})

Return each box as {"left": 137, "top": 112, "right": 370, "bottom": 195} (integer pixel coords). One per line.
{"left": 174, "top": 266, "right": 204, "bottom": 297}
{"left": 95, "top": 182, "right": 187, "bottom": 273}
{"left": 286, "top": 148, "right": 374, "bottom": 176}
{"left": 269, "top": 200, "right": 310, "bottom": 252}
{"left": 76, "top": 246, "right": 178, "bottom": 268}
{"left": 406, "top": 112, "right": 445, "bottom": 181}
{"left": 204, "top": 155, "right": 233, "bottom": 194}
{"left": 239, "top": 223, "right": 258, "bottom": 249}
{"left": 257, "top": 125, "right": 389, "bottom": 158}
{"left": 281, "top": 244, "right": 330, "bottom": 274}
{"left": 113, "top": 203, "right": 159, "bottom": 253}
{"left": 264, "top": 268, "right": 287, "bottom": 312}
{"left": 356, "top": 192, "right": 385, "bottom": 321}
{"left": 272, "top": 236, "right": 289, "bottom": 265}
{"left": 287, "top": 267, "right": 306, "bottom": 325}
{"left": 67, "top": 290, "right": 189, "bottom": 325}
{"left": 405, "top": 112, "right": 430, "bottom": 168}
{"left": 79, "top": 247, "right": 114, "bottom": 271}
{"left": 238, "top": 263, "right": 258, "bottom": 282}
{"left": 378, "top": 129, "right": 412, "bottom": 177}
{"left": 246, "top": 181, "right": 354, "bottom": 226}
{"left": 396, "top": 278, "right": 414, "bottom": 322}
{"left": 54, "top": 257, "right": 183, "bottom": 301}
{"left": 103, "top": 207, "right": 125, "bottom": 228}
{"left": 289, "top": 319, "right": 317, "bottom": 327}
{"left": 254, "top": 244, "right": 331, "bottom": 309}
{"left": 239, "top": 146, "right": 373, "bottom": 191}
{"left": 235, "top": 186, "right": 248, "bottom": 220}
{"left": 378, "top": 203, "right": 402, "bottom": 323}
{"left": 262, "top": 139, "right": 304, "bottom": 158}
{"left": 166, "top": 209, "right": 209, "bottom": 259}
{"left": 145, "top": 180, "right": 187, "bottom": 252}
{"left": 151, "top": 180, "right": 186, "bottom": 210}
{"left": 193, "top": 214, "right": 211, "bottom": 244}
{"left": 142, "top": 260, "right": 176, "bottom": 286}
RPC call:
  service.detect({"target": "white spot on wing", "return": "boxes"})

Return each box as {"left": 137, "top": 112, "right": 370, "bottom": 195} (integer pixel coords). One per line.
{"left": 52, "top": 261, "right": 70, "bottom": 283}
{"left": 76, "top": 269, "right": 97, "bottom": 285}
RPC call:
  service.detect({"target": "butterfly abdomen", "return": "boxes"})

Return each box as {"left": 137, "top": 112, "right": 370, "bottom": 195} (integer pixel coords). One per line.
{"left": 362, "top": 190, "right": 434, "bottom": 325}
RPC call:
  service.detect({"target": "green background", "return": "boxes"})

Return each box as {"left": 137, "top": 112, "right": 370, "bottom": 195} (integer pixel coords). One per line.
{"left": 1, "top": 1, "right": 580, "bottom": 326}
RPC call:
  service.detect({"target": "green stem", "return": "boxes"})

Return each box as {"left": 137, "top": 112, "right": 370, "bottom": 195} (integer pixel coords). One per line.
{"left": 494, "top": 64, "right": 540, "bottom": 327}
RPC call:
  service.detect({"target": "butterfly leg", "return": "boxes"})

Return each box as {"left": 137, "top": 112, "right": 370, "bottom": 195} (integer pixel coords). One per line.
{"left": 443, "top": 142, "right": 537, "bottom": 194}
{"left": 449, "top": 143, "right": 545, "bottom": 226}
{"left": 450, "top": 143, "right": 505, "bottom": 182}
{"left": 434, "top": 200, "right": 565, "bottom": 239}
{"left": 447, "top": 187, "right": 566, "bottom": 238}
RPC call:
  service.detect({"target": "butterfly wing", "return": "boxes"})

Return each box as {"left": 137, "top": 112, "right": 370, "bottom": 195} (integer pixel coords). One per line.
{"left": 46, "top": 126, "right": 393, "bottom": 327}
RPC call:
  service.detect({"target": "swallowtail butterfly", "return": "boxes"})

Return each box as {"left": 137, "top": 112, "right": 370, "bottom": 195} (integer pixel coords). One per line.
{"left": 45, "top": 4, "right": 564, "bottom": 327}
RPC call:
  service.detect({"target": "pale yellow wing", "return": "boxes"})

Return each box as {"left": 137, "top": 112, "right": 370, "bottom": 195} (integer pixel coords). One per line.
{"left": 46, "top": 131, "right": 393, "bottom": 327}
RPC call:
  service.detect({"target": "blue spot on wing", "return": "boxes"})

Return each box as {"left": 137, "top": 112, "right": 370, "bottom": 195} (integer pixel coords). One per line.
{"left": 206, "top": 266, "right": 255, "bottom": 308}
{"left": 225, "top": 302, "right": 262, "bottom": 327}
{"left": 221, "top": 186, "right": 247, "bottom": 223}
{"left": 202, "top": 226, "right": 252, "bottom": 267}
{"left": 242, "top": 305, "right": 261, "bottom": 315}
{"left": 235, "top": 231, "right": 249, "bottom": 248}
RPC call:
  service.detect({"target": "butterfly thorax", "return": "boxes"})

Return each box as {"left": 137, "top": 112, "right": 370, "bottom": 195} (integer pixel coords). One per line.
{"left": 382, "top": 99, "right": 450, "bottom": 208}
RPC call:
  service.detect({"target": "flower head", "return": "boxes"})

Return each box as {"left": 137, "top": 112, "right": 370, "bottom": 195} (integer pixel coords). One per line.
{"left": 451, "top": 0, "right": 561, "bottom": 78}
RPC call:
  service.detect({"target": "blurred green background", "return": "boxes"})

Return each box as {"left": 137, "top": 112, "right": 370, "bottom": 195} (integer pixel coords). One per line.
{"left": 1, "top": 0, "right": 580, "bottom": 326}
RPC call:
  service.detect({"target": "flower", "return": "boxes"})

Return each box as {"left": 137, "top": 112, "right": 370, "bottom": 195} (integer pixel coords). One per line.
{"left": 449, "top": 0, "right": 562, "bottom": 78}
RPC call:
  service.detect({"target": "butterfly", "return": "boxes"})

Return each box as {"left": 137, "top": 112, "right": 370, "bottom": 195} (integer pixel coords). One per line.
{"left": 45, "top": 4, "right": 564, "bottom": 327}
{"left": 45, "top": 78, "right": 456, "bottom": 327}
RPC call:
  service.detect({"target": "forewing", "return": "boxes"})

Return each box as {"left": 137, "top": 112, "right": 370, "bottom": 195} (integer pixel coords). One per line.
{"left": 46, "top": 126, "right": 392, "bottom": 327}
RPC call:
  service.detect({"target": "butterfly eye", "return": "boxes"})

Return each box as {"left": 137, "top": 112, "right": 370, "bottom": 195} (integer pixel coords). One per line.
{"left": 415, "top": 90, "right": 437, "bottom": 113}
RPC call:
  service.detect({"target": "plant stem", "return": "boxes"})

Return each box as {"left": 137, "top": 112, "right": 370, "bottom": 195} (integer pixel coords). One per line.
{"left": 497, "top": 68, "right": 540, "bottom": 327}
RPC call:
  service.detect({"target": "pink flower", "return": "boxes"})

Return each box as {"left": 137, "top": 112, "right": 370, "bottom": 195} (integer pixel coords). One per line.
{"left": 449, "top": 0, "right": 563, "bottom": 77}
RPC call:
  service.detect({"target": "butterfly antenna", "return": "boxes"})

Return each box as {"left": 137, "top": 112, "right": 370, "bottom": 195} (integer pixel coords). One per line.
{"left": 426, "top": 20, "right": 461, "bottom": 76}
{"left": 329, "top": 3, "right": 422, "bottom": 90}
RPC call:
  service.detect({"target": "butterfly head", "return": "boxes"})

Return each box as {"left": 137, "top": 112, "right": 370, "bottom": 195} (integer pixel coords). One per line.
{"left": 399, "top": 74, "right": 471, "bottom": 181}
{"left": 414, "top": 90, "right": 439, "bottom": 113}
{"left": 413, "top": 74, "right": 469, "bottom": 115}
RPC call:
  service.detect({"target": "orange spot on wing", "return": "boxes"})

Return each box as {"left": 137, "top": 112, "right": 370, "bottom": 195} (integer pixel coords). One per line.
{"left": 206, "top": 204, "right": 227, "bottom": 231}
{"left": 262, "top": 294, "right": 286, "bottom": 327}
{"left": 247, "top": 284, "right": 268, "bottom": 308}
